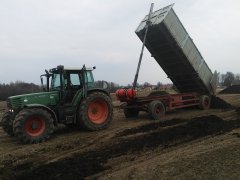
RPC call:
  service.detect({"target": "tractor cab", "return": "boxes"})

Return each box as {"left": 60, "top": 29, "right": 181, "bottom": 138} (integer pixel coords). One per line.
{"left": 41, "top": 65, "right": 95, "bottom": 91}
{"left": 41, "top": 65, "right": 95, "bottom": 104}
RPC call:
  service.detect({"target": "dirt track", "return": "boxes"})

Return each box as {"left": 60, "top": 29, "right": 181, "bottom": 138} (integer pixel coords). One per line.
{"left": 0, "top": 94, "right": 240, "bottom": 179}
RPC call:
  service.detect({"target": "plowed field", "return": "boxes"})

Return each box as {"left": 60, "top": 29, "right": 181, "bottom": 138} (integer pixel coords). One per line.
{"left": 0, "top": 94, "right": 240, "bottom": 179}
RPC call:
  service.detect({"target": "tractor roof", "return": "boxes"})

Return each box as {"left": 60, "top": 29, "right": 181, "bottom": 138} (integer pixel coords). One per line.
{"left": 64, "top": 67, "right": 94, "bottom": 71}
{"left": 49, "top": 65, "right": 95, "bottom": 73}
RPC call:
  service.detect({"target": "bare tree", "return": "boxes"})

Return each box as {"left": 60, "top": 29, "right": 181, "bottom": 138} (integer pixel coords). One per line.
{"left": 0, "top": 81, "right": 41, "bottom": 101}
{"left": 223, "top": 72, "right": 235, "bottom": 86}
{"left": 143, "top": 82, "right": 151, "bottom": 88}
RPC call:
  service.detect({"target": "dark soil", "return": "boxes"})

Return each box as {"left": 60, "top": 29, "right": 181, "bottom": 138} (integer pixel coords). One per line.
{"left": 13, "top": 115, "right": 240, "bottom": 180}
{"left": 219, "top": 85, "right": 240, "bottom": 94}
{"left": 210, "top": 95, "right": 233, "bottom": 109}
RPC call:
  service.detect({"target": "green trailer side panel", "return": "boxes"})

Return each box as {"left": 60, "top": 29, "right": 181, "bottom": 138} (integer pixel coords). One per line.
{"left": 135, "top": 4, "right": 216, "bottom": 95}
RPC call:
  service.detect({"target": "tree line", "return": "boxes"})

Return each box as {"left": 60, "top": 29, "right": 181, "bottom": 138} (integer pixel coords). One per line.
{"left": 219, "top": 72, "right": 240, "bottom": 87}
{"left": 0, "top": 81, "right": 42, "bottom": 101}
{"left": 0, "top": 72, "right": 238, "bottom": 101}
{"left": 0, "top": 81, "right": 121, "bottom": 101}
{"left": 0, "top": 80, "right": 164, "bottom": 101}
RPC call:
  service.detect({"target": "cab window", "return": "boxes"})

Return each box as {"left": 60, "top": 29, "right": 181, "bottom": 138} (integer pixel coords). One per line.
{"left": 70, "top": 74, "right": 81, "bottom": 86}
{"left": 85, "top": 71, "right": 94, "bottom": 83}
{"left": 85, "top": 71, "right": 94, "bottom": 88}
{"left": 51, "top": 73, "right": 61, "bottom": 90}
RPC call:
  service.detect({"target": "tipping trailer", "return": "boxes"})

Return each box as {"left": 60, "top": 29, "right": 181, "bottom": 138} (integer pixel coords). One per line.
{"left": 116, "top": 4, "right": 218, "bottom": 120}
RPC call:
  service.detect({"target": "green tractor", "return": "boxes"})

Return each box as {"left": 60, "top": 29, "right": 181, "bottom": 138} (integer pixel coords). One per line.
{"left": 1, "top": 65, "right": 113, "bottom": 143}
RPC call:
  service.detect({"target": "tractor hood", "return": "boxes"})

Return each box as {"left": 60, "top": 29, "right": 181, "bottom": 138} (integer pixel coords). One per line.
{"left": 7, "top": 91, "right": 60, "bottom": 109}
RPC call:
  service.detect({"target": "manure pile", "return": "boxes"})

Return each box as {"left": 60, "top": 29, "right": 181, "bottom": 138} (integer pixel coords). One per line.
{"left": 211, "top": 96, "right": 233, "bottom": 109}
{"left": 219, "top": 85, "right": 240, "bottom": 94}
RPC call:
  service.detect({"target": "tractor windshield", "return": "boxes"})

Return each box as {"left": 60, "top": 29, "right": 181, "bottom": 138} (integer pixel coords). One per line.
{"left": 51, "top": 73, "right": 62, "bottom": 90}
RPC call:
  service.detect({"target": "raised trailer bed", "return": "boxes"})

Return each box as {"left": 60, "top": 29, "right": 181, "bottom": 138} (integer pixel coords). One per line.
{"left": 135, "top": 4, "right": 218, "bottom": 95}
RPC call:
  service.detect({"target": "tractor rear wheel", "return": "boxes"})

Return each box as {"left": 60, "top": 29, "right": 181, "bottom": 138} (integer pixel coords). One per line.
{"left": 2, "top": 112, "right": 14, "bottom": 136}
{"left": 124, "top": 108, "right": 139, "bottom": 118}
{"left": 78, "top": 92, "right": 113, "bottom": 131}
{"left": 148, "top": 100, "right": 165, "bottom": 120}
{"left": 199, "top": 95, "right": 211, "bottom": 110}
{"left": 13, "top": 108, "right": 54, "bottom": 143}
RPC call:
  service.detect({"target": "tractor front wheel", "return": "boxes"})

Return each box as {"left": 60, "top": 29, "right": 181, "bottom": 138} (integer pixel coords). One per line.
{"left": 2, "top": 112, "right": 14, "bottom": 136}
{"left": 78, "top": 92, "right": 113, "bottom": 131}
{"left": 13, "top": 108, "right": 54, "bottom": 143}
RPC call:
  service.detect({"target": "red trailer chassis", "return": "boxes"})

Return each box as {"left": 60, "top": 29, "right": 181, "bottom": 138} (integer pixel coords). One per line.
{"left": 116, "top": 90, "right": 210, "bottom": 120}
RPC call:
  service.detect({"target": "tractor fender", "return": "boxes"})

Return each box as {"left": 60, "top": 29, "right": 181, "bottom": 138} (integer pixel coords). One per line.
{"left": 24, "top": 104, "right": 58, "bottom": 126}
{"left": 87, "top": 88, "right": 110, "bottom": 96}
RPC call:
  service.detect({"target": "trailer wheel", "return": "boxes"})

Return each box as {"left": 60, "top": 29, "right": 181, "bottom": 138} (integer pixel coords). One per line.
{"left": 1, "top": 112, "right": 14, "bottom": 136}
{"left": 199, "top": 95, "right": 211, "bottom": 110}
{"left": 124, "top": 108, "right": 139, "bottom": 118}
{"left": 148, "top": 100, "right": 165, "bottom": 120}
{"left": 13, "top": 108, "right": 54, "bottom": 143}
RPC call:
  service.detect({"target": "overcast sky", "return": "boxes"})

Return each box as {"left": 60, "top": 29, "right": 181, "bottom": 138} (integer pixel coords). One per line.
{"left": 0, "top": 0, "right": 239, "bottom": 85}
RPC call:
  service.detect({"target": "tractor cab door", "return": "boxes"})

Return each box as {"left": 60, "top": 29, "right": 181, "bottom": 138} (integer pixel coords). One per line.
{"left": 63, "top": 72, "right": 82, "bottom": 104}
{"left": 57, "top": 71, "right": 82, "bottom": 124}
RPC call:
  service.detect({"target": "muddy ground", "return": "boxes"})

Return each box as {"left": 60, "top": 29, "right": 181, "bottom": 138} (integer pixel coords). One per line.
{"left": 0, "top": 94, "right": 240, "bottom": 179}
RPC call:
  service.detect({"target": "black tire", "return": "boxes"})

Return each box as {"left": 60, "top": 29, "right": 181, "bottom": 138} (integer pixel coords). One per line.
{"left": 199, "top": 95, "right": 211, "bottom": 110}
{"left": 13, "top": 108, "right": 54, "bottom": 144}
{"left": 78, "top": 92, "right": 113, "bottom": 131}
{"left": 123, "top": 108, "right": 139, "bottom": 118}
{"left": 2, "top": 112, "right": 14, "bottom": 136}
{"left": 148, "top": 100, "right": 165, "bottom": 120}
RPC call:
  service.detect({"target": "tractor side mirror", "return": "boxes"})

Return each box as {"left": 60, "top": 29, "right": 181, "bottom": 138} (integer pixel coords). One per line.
{"left": 102, "top": 81, "right": 109, "bottom": 89}
{"left": 45, "top": 69, "right": 49, "bottom": 75}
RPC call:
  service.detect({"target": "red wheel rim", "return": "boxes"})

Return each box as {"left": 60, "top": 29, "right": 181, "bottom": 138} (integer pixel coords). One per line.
{"left": 88, "top": 99, "right": 109, "bottom": 124}
{"left": 204, "top": 98, "right": 210, "bottom": 109}
{"left": 155, "top": 105, "right": 164, "bottom": 117}
{"left": 204, "top": 99, "right": 209, "bottom": 107}
{"left": 24, "top": 116, "right": 46, "bottom": 137}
